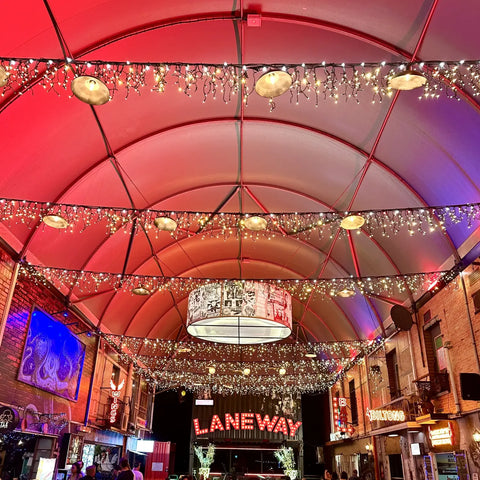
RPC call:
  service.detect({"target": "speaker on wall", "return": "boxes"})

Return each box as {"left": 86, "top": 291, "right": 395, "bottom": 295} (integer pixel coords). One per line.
{"left": 460, "top": 373, "right": 480, "bottom": 401}
{"left": 390, "top": 305, "right": 414, "bottom": 331}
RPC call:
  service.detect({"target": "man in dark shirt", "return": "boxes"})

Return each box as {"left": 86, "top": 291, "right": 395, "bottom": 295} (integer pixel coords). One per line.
{"left": 117, "top": 458, "right": 134, "bottom": 480}
{"left": 85, "top": 465, "right": 96, "bottom": 480}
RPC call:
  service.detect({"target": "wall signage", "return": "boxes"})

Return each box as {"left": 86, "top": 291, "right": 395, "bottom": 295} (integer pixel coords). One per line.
{"left": 0, "top": 406, "right": 19, "bottom": 432}
{"left": 109, "top": 379, "right": 125, "bottom": 425}
{"left": 193, "top": 413, "right": 302, "bottom": 438}
{"left": 366, "top": 408, "right": 406, "bottom": 422}
{"left": 429, "top": 422, "right": 454, "bottom": 447}
{"left": 333, "top": 397, "right": 352, "bottom": 434}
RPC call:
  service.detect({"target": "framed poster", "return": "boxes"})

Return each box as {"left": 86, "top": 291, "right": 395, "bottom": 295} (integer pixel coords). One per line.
{"left": 18, "top": 307, "right": 86, "bottom": 401}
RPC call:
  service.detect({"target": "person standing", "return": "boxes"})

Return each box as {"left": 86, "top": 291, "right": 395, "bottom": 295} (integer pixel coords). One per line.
{"left": 349, "top": 470, "right": 359, "bottom": 480}
{"left": 69, "top": 462, "right": 84, "bottom": 480}
{"left": 85, "top": 466, "right": 97, "bottom": 480}
{"left": 132, "top": 463, "right": 143, "bottom": 480}
{"left": 117, "top": 458, "right": 134, "bottom": 480}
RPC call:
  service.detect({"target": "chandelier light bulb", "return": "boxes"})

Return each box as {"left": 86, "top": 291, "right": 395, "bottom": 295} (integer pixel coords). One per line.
{"left": 340, "top": 214, "right": 365, "bottom": 230}
{"left": 0, "top": 66, "right": 9, "bottom": 87}
{"left": 42, "top": 214, "right": 69, "bottom": 229}
{"left": 154, "top": 216, "right": 178, "bottom": 232}
{"left": 71, "top": 75, "right": 110, "bottom": 105}
{"left": 255, "top": 70, "right": 292, "bottom": 98}
{"left": 243, "top": 368, "right": 251, "bottom": 375}
{"left": 337, "top": 288, "right": 356, "bottom": 298}
{"left": 279, "top": 367, "right": 287, "bottom": 376}
{"left": 388, "top": 70, "right": 427, "bottom": 91}
{"left": 208, "top": 366, "right": 216, "bottom": 375}
{"left": 132, "top": 285, "right": 151, "bottom": 296}
{"left": 244, "top": 215, "right": 268, "bottom": 231}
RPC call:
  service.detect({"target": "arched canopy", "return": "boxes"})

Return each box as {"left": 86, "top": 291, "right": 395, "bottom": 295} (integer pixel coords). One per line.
{"left": 1, "top": 0, "right": 480, "bottom": 343}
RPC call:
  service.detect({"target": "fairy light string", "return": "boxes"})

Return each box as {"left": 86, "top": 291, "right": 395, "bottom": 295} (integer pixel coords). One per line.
{"left": 1, "top": 198, "right": 480, "bottom": 240}
{"left": 19, "top": 262, "right": 458, "bottom": 299}
{"left": 100, "top": 334, "right": 385, "bottom": 395}
{"left": 1, "top": 58, "right": 480, "bottom": 107}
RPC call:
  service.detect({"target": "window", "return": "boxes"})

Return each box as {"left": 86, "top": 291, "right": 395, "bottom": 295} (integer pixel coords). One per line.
{"left": 472, "top": 290, "right": 480, "bottom": 314}
{"left": 423, "top": 321, "right": 450, "bottom": 395}
{"left": 349, "top": 379, "right": 358, "bottom": 426}
{"left": 434, "top": 334, "right": 447, "bottom": 371}
{"left": 111, "top": 364, "right": 120, "bottom": 385}
{"left": 386, "top": 349, "right": 401, "bottom": 400}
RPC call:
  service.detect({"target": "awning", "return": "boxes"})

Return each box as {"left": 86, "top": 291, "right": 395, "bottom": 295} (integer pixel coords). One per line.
{"left": 370, "top": 421, "right": 422, "bottom": 436}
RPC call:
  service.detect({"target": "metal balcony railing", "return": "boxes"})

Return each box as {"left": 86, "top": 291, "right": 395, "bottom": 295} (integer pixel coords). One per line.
{"left": 414, "top": 372, "right": 450, "bottom": 398}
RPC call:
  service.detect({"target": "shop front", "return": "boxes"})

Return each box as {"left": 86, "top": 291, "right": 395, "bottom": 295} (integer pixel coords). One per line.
{"left": 419, "top": 420, "right": 469, "bottom": 480}
{"left": 190, "top": 395, "right": 303, "bottom": 479}
{"left": 327, "top": 436, "right": 372, "bottom": 480}
{"left": 0, "top": 405, "right": 62, "bottom": 480}
{"left": 364, "top": 396, "right": 427, "bottom": 480}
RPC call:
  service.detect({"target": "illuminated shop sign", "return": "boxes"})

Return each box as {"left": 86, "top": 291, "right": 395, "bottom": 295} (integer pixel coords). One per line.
{"left": 333, "top": 397, "right": 353, "bottom": 434}
{"left": 193, "top": 413, "right": 302, "bottom": 438}
{"left": 429, "top": 423, "right": 454, "bottom": 447}
{"left": 109, "top": 379, "right": 125, "bottom": 424}
{"left": 366, "top": 408, "right": 406, "bottom": 422}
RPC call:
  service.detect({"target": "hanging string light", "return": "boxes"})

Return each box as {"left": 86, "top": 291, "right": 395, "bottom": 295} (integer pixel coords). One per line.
{"left": 1, "top": 198, "right": 480, "bottom": 240}
{"left": 101, "top": 334, "right": 384, "bottom": 395}
{"left": 1, "top": 58, "right": 479, "bottom": 108}
{"left": 19, "top": 261, "right": 459, "bottom": 299}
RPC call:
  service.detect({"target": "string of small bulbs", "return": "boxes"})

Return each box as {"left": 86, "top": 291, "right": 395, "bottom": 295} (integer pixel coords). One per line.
{"left": 19, "top": 261, "right": 457, "bottom": 299}
{"left": 1, "top": 58, "right": 479, "bottom": 108}
{"left": 2, "top": 197, "right": 480, "bottom": 240}
{"left": 102, "top": 334, "right": 384, "bottom": 395}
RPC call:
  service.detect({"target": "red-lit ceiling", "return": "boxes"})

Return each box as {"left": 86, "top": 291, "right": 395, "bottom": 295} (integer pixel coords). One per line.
{"left": 1, "top": 0, "right": 480, "bottom": 342}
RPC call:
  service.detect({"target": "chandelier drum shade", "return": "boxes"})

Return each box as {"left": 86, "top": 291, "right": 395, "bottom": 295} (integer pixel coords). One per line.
{"left": 186, "top": 281, "right": 292, "bottom": 344}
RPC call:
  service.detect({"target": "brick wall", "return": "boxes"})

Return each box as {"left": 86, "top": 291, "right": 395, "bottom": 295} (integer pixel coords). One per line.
{"left": 411, "top": 265, "right": 480, "bottom": 414}
{"left": 0, "top": 249, "right": 15, "bottom": 321}
{"left": 330, "top": 260, "right": 480, "bottom": 433}
{"left": 0, "top": 253, "right": 96, "bottom": 425}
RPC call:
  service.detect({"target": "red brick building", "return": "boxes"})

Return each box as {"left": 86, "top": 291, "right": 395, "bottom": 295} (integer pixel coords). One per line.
{"left": 327, "top": 262, "right": 480, "bottom": 480}
{"left": 0, "top": 246, "right": 154, "bottom": 479}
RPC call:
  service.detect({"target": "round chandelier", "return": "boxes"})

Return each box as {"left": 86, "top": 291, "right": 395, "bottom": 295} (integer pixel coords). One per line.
{"left": 186, "top": 281, "right": 292, "bottom": 344}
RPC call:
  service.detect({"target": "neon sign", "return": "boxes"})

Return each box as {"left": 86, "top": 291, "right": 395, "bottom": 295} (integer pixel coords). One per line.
{"left": 429, "top": 423, "right": 454, "bottom": 447}
{"left": 366, "top": 408, "right": 406, "bottom": 422}
{"left": 109, "top": 379, "right": 125, "bottom": 424}
{"left": 193, "top": 413, "right": 302, "bottom": 438}
{"left": 333, "top": 397, "right": 353, "bottom": 434}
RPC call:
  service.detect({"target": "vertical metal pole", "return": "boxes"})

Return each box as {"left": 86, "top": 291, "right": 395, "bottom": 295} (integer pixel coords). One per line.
{"left": 407, "top": 330, "right": 418, "bottom": 388}
{"left": 329, "top": 387, "right": 335, "bottom": 436}
{"left": 459, "top": 272, "right": 480, "bottom": 373}
{"left": 372, "top": 436, "right": 380, "bottom": 480}
{"left": 358, "top": 360, "right": 367, "bottom": 436}
{"left": 0, "top": 261, "right": 19, "bottom": 347}
{"left": 84, "top": 334, "right": 101, "bottom": 425}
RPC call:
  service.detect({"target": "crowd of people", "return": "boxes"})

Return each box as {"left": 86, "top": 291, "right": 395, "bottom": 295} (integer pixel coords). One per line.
{"left": 68, "top": 459, "right": 144, "bottom": 480}
{"left": 323, "top": 469, "right": 359, "bottom": 480}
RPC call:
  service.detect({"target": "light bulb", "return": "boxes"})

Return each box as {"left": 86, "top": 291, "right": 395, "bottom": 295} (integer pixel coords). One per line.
{"left": 88, "top": 79, "right": 97, "bottom": 91}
